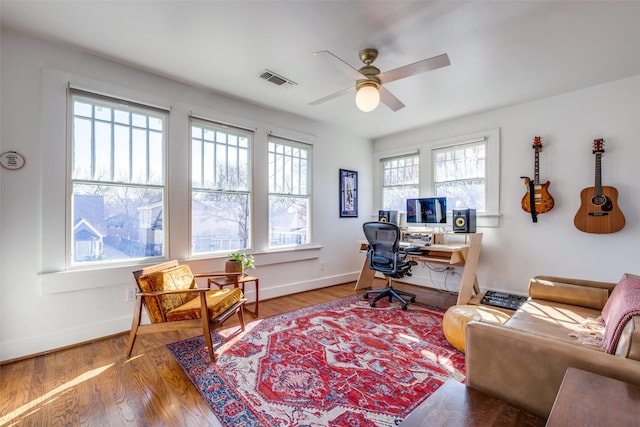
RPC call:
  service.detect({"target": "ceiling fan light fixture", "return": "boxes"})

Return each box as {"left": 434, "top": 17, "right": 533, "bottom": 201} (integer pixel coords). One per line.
{"left": 355, "top": 82, "right": 380, "bottom": 112}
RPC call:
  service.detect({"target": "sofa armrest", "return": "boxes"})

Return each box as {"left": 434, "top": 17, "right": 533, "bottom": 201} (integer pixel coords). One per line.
{"left": 465, "top": 321, "right": 640, "bottom": 418}
{"left": 529, "top": 276, "right": 615, "bottom": 309}
{"left": 533, "top": 275, "right": 616, "bottom": 293}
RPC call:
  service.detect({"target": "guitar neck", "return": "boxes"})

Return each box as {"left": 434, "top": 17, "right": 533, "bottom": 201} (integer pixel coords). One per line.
{"left": 594, "top": 152, "right": 603, "bottom": 195}
{"left": 533, "top": 149, "right": 540, "bottom": 185}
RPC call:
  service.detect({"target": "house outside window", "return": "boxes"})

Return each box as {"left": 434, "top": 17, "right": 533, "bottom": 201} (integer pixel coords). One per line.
{"left": 381, "top": 154, "right": 419, "bottom": 212}
{"left": 70, "top": 90, "right": 167, "bottom": 264}
{"left": 433, "top": 141, "right": 486, "bottom": 212}
{"left": 191, "top": 118, "right": 252, "bottom": 255}
{"left": 268, "top": 136, "right": 311, "bottom": 248}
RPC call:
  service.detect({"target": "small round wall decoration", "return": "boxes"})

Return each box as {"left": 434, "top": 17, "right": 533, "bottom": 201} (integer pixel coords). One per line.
{"left": 0, "top": 151, "right": 26, "bottom": 170}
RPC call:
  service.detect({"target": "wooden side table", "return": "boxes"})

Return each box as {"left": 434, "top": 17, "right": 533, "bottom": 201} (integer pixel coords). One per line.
{"left": 400, "top": 380, "right": 545, "bottom": 426}
{"left": 546, "top": 367, "right": 640, "bottom": 426}
{"left": 209, "top": 274, "right": 259, "bottom": 317}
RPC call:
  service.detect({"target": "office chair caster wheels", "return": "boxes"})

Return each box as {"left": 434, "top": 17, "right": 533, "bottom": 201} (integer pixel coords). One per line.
{"left": 411, "top": 297, "right": 416, "bottom": 303}
{"left": 370, "top": 302, "right": 377, "bottom": 308}
{"left": 401, "top": 304, "right": 408, "bottom": 311}
{"left": 363, "top": 292, "right": 369, "bottom": 299}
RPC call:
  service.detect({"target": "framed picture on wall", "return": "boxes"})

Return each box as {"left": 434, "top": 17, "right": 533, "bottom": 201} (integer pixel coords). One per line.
{"left": 339, "top": 169, "right": 358, "bottom": 217}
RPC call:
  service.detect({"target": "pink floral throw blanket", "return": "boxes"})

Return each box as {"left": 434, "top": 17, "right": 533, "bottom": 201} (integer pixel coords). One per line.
{"left": 602, "top": 277, "right": 640, "bottom": 354}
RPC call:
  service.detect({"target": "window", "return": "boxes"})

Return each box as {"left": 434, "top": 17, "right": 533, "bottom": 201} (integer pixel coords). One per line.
{"left": 70, "top": 90, "right": 167, "bottom": 264}
{"left": 433, "top": 141, "right": 486, "bottom": 211}
{"left": 191, "top": 118, "right": 252, "bottom": 255}
{"left": 381, "top": 154, "right": 419, "bottom": 211}
{"left": 268, "top": 136, "right": 311, "bottom": 248}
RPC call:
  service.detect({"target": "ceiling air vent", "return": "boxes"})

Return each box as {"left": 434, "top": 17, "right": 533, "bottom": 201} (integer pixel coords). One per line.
{"left": 259, "top": 69, "right": 297, "bottom": 87}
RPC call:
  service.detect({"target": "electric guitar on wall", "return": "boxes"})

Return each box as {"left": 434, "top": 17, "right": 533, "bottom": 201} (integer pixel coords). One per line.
{"left": 521, "top": 136, "right": 554, "bottom": 222}
{"left": 573, "top": 139, "right": 625, "bottom": 234}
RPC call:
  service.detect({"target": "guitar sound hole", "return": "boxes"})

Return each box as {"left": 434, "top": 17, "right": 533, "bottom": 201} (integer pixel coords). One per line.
{"left": 591, "top": 195, "right": 607, "bottom": 206}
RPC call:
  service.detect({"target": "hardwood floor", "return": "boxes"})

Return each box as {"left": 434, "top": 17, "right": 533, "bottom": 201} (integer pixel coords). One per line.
{"left": 0, "top": 281, "right": 456, "bottom": 426}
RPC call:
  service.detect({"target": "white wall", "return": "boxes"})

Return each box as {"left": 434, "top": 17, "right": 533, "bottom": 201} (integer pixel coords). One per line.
{"left": 0, "top": 29, "right": 371, "bottom": 361}
{"left": 374, "top": 74, "right": 640, "bottom": 294}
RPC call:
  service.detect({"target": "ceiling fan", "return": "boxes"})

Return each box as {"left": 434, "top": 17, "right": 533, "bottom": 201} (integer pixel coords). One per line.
{"left": 310, "top": 48, "right": 450, "bottom": 112}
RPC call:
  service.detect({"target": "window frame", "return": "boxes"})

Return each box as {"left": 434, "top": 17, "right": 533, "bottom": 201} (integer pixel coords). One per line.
{"left": 189, "top": 116, "right": 254, "bottom": 256}
{"left": 267, "top": 135, "right": 313, "bottom": 249}
{"left": 66, "top": 88, "right": 169, "bottom": 267}
{"left": 431, "top": 140, "right": 487, "bottom": 213}
{"left": 381, "top": 152, "right": 420, "bottom": 212}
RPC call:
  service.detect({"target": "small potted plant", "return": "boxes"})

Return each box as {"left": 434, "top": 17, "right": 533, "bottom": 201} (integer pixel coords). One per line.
{"left": 226, "top": 252, "right": 255, "bottom": 277}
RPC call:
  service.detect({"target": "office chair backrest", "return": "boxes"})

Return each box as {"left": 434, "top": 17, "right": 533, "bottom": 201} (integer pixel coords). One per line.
{"left": 362, "top": 221, "right": 401, "bottom": 275}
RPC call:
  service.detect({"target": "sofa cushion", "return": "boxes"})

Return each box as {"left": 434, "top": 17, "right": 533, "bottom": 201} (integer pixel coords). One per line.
{"left": 136, "top": 264, "right": 198, "bottom": 323}
{"left": 166, "top": 287, "right": 244, "bottom": 321}
{"left": 505, "top": 299, "right": 604, "bottom": 351}
{"left": 529, "top": 278, "right": 609, "bottom": 310}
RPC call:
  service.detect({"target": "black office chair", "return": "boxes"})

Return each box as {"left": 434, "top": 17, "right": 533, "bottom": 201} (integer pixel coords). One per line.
{"left": 362, "top": 221, "right": 417, "bottom": 310}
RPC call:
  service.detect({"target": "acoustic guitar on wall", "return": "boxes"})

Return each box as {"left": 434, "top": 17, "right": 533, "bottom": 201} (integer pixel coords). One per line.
{"left": 521, "top": 136, "right": 554, "bottom": 222}
{"left": 573, "top": 139, "right": 625, "bottom": 234}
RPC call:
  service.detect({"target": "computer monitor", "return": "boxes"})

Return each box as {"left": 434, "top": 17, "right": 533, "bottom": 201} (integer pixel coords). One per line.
{"left": 406, "top": 197, "right": 447, "bottom": 224}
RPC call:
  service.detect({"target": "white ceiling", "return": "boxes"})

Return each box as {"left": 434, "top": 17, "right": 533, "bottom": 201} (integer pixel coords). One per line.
{"left": 2, "top": 1, "right": 640, "bottom": 139}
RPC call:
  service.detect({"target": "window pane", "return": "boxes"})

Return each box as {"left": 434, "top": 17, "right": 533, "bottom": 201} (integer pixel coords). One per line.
{"left": 433, "top": 142, "right": 486, "bottom": 212}
{"left": 436, "top": 179, "right": 485, "bottom": 211}
{"left": 72, "top": 183, "right": 163, "bottom": 263}
{"left": 192, "top": 191, "right": 250, "bottom": 254}
{"left": 94, "top": 121, "right": 111, "bottom": 180}
{"left": 113, "top": 124, "right": 130, "bottom": 182}
{"left": 383, "top": 185, "right": 419, "bottom": 212}
{"left": 269, "top": 195, "right": 309, "bottom": 247}
{"left": 73, "top": 117, "right": 92, "bottom": 180}
{"left": 381, "top": 154, "right": 419, "bottom": 210}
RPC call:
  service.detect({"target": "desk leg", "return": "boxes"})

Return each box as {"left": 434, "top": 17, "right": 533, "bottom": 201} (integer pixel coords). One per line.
{"left": 456, "top": 233, "right": 482, "bottom": 305}
{"left": 354, "top": 255, "right": 375, "bottom": 290}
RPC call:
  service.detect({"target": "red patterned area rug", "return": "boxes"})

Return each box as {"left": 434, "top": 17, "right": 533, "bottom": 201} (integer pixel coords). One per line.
{"left": 167, "top": 294, "right": 465, "bottom": 426}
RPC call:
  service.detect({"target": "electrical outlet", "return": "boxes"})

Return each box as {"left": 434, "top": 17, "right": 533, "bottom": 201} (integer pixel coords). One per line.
{"left": 125, "top": 287, "right": 136, "bottom": 302}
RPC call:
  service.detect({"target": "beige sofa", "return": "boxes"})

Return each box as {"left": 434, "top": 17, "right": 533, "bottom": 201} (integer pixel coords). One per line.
{"left": 465, "top": 274, "right": 640, "bottom": 418}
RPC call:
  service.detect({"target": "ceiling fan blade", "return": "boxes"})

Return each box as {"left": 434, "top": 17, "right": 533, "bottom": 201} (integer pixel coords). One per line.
{"left": 314, "top": 50, "right": 365, "bottom": 81}
{"left": 379, "top": 86, "right": 405, "bottom": 112}
{"left": 309, "top": 86, "right": 355, "bottom": 106}
{"left": 378, "top": 53, "right": 450, "bottom": 84}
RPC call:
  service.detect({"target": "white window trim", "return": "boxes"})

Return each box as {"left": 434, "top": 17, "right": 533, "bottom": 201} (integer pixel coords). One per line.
{"left": 67, "top": 88, "right": 170, "bottom": 267}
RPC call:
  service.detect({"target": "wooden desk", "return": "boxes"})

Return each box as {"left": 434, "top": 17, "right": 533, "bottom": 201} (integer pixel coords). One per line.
{"left": 355, "top": 233, "right": 482, "bottom": 305}
{"left": 400, "top": 380, "right": 545, "bottom": 426}
{"left": 546, "top": 367, "right": 640, "bottom": 426}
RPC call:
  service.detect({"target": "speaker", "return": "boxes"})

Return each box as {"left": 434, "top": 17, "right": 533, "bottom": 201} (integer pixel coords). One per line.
{"left": 378, "top": 210, "right": 398, "bottom": 225}
{"left": 453, "top": 209, "right": 476, "bottom": 233}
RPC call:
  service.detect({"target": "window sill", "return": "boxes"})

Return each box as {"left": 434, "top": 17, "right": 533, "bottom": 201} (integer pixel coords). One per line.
{"left": 39, "top": 245, "right": 324, "bottom": 294}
